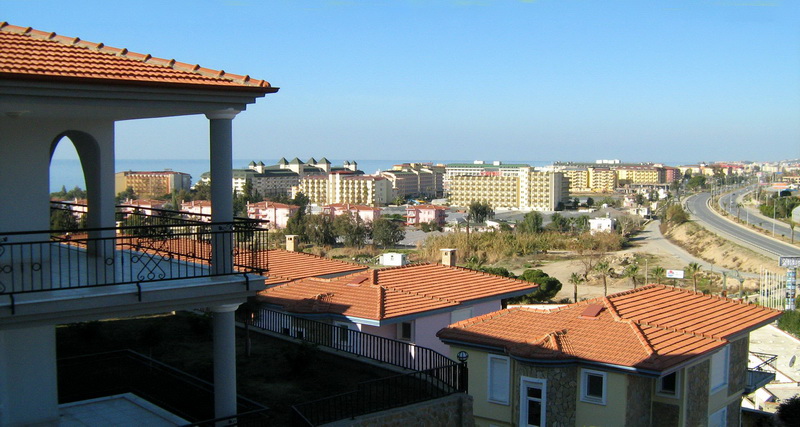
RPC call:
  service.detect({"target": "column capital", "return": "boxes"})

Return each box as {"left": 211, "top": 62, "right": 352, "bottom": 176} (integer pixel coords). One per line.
{"left": 205, "top": 108, "right": 241, "bottom": 120}
{"left": 209, "top": 303, "right": 242, "bottom": 313}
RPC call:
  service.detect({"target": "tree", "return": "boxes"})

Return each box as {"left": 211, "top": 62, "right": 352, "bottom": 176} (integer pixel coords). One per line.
{"left": 509, "top": 269, "right": 562, "bottom": 303}
{"left": 468, "top": 201, "right": 494, "bottom": 224}
{"left": 623, "top": 264, "right": 639, "bottom": 289}
{"left": 685, "top": 262, "right": 702, "bottom": 292}
{"left": 51, "top": 208, "right": 78, "bottom": 231}
{"left": 285, "top": 192, "right": 310, "bottom": 236}
{"left": 776, "top": 394, "right": 800, "bottom": 427}
{"left": 193, "top": 180, "right": 211, "bottom": 201}
{"left": 569, "top": 272, "right": 584, "bottom": 303}
{"left": 665, "top": 204, "right": 689, "bottom": 225}
{"left": 594, "top": 260, "right": 611, "bottom": 296}
{"left": 303, "top": 214, "right": 335, "bottom": 246}
{"left": 333, "top": 213, "right": 369, "bottom": 248}
{"left": 478, "top": 266, "right": 515, "bottom": 278}
{"left": 517, "top": 211, "right": 544, "bottom": 234}
{"left": 651, "top": 266, "right": 666, "bottom": 284}
{"left": 371, "top": 218, "right": 405, "bottom": 248}
{"left": 115, "top": 186, "right": 137, "bottom": 204}
{"left": 549, "top": 213, "right": 569, "bottom": 232}
{"left": 573, "top": 215, "right": 590, "bottom": 233}
{"left": 586, "top": 197, "right": 594, "bottom": 207}
{"left": 687, "top": 175, "right": 706, "bottom": 190}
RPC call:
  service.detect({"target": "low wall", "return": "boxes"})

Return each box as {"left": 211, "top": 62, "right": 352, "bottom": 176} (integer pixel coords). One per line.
{"left": 328, "top": 394, "right": 474, "bottom": 427}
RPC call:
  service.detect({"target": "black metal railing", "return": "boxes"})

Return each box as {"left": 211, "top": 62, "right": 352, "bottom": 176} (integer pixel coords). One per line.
{"left": 751, "top": 351, "right": 778, "bottom": 372}
{"left": 248, "top": 308, "right": 455, "bottom": 372}
{"left": 0, "top": 220, "right": 269, "bottom": 298}
{"left": 746, "top": 351, "right": 778, "bottom": 394}
{"left": 291, "top": 363, "right": 465, "bottom": 426}
{"left": 244, "top": 309, "right": 466, "bottom": 425}
{"left": 58, "top": 350, "right": 270, "bottom": 424}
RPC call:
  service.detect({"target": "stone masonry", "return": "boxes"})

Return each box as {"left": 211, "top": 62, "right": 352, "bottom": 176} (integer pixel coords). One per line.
{"left": 344, "top": 394, "right": 474, "bottom": 427}
{"left": 685, "top": 360, "right": 710, "bottom": 426}
{"left": 728, "top": 337, "right": 748, "bottom": 396}
{"left": 625, "top": 375, "right": 653, "bottom": 426}
{"left": 514, "top": 365, "right": 577, "bottom": 427}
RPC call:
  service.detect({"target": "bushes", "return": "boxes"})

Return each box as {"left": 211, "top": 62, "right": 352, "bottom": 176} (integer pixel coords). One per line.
{"left": 778, "top": 309, "right": 800, "bottom": 337}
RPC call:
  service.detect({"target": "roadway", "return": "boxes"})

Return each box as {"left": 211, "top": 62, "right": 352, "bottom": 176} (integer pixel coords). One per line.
{"left": 685, "top": 192, "right": 800, "bottom": 260}
{"left": 717, "top": 187, "right": 796, "bottom": 240}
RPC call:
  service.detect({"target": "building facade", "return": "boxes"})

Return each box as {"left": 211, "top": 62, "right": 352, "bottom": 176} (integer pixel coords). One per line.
{"left": 246, "top": 201, "right": 299, "bottom": 229}
{"left": 115, "top": 170, "right": 192, "bottom": 199}
{"left": 295, "top": 173, "right": 392, "bottom": 207}
{"left": 447, "top": 166, "right": 568, "bottom": 211}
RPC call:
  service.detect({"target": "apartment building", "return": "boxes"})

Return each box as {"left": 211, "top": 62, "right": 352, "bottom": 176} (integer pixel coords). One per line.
{"left": 230, "top": 157, "right": 360, "bottom": 197}
{"left": 448, "top": 166, "right": 568, "bottom": 211}
{"left": 616, "top": 166, "right": 663, "bottom": 185}
{"left": 588, "top": 168, "right": 618, "bottom": 192}
{"left": 322, "top": 203, "right": 382, "bottom": 223}
{"left": 114, "top": 170, "right": 192, "bottom": 199}
{"left": 246, "top": 201, "right": 299, "bottom": 229}
{"left": 295, "top": 173, "right": 392, "bottom": 207}
{"left": 561, "top": 168, "right": 591, "bottom": 193}
{"left": 405, "top": 204, "right": 448, "bottom": 227}
{"left": 383, "top": 162, "right": 445, "bottom": 198}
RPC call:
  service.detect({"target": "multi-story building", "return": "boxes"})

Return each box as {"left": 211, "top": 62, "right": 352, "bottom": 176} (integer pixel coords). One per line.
{"left": 114, "top": 170, "right": 192, "bottom": 199}
{"left": 560, "top": 168, "right": 591, "bottom": 193}
{"left": 383, "top": 162, "right": 445, "bottom": 198}
{"left": 229, "top": 157, "right": 361, "bottom": 197}
{"left": 447, "top": 165, "right": 568, "bottom": 211}
{"left": 0, "top": 23, "right": 275, "bottom": 425}
{"left": 246, "top": 201, "right": 299, "bottom": 229}
{"left": 616, "top": 166, "right": 663, "bottom": 185}
{"left": 322, "top": 203, "right": 382, "bottom": 223}
{"left": 438, "top": 285, "right": 780, "bottom": 427}
{"left": 405, "top": 204, "right": 448, "bottom": 227}
{"left": 588, "top": 168, "right": 618, "bottom": 192}
{"left": 295, "top": 173, "right": 392, "bottom": 207}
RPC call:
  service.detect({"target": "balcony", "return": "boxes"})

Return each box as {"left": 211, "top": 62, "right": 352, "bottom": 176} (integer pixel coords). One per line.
{"left": 746, "top": 351, "right": 778, "bottom": 394}
{"left": 1, "top": 205, "right": 269, "bottom": 321}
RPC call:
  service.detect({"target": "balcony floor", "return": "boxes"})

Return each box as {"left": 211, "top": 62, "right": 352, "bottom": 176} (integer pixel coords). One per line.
{"left": 59, "top": 393, "right": 187, "bottom": 426}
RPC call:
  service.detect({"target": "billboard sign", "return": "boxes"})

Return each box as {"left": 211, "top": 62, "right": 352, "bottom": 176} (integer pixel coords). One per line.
{"left": 666, "top": 269, "right": 685, "bottom": 279}
{"left": 780, "top": 257, "right": 800, "bottom": 268}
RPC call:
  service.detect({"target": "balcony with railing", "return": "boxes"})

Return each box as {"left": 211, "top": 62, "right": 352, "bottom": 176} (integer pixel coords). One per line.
{"left": 746, "top": 351, "right": 778, "bottom": 394}
{"left": 0, "top": 203, "right": 270, "bottom": 321}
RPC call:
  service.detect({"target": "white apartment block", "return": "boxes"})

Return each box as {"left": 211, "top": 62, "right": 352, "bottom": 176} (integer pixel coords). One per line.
{"left": 294, "top": 173, "right": 392, "bottom": 207}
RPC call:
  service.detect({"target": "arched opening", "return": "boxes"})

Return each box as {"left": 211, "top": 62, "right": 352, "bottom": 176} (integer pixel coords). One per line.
{"left": 49, "top": 136, "right": 87, "bottom": 230}
{"left": 49, "top": 131, "right": 103, "bottom": 230}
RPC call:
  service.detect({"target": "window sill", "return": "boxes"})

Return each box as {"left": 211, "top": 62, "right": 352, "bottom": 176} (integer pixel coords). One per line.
{"left": 580, "top": 397, "right": 606, "bottom": 406}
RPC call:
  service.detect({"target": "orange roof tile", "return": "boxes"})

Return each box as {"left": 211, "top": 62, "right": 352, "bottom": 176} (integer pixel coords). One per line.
{"left": 257, "top": 263, "right": 538, "bottom": 321}
{"left": 437, "top": 285, "right": 781, "bottom": 373}
{"left": 0, "top": 22, "right": 277, "bottom": 93}
{"left": 265, "top": 249, "right": 367, "bottom": 282}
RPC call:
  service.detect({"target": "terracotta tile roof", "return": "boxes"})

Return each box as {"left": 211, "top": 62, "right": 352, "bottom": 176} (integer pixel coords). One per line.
{"left": 265, "top": 249, "right": 367, "bottom": 282}
{"left": 411, "top": 205, "right": 448, "bottom": 210}
{"left": 0, "top": 22, "right": 277, "bottom": 93}
{"left": 437, "top": 285, "right": 781, "bottom": 373}
{"left": 257, "top": 263, "right": 538, "bottom": 321}
{"left": 247, "top": 201, "right": 299, "bottom": 210}
{"left": 324, "top": 203, "right": 381, "bottom": 212}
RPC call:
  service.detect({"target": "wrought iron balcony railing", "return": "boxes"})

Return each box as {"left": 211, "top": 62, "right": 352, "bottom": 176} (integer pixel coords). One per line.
{"left": 0, "top": 219, "right": 269, "bottom": 302}
{"left": 746, "top": 351, "right": 778, "bottom": 394}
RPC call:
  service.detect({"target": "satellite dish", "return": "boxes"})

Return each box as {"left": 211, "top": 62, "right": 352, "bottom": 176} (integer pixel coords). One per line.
{"left": 790, "top": 355, "right": 796, "bottom": 368}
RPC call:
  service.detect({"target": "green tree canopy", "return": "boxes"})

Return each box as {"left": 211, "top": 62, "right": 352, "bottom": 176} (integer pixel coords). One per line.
{"left": 303, "top": 214, "right": 336, "bottom": 246}
{"left": 509, "top": 269, "right": 563, "bottom": 303}
{"left": 517, "top": 211, "right": 544, "bottom": 234}
{"left": 333, "top": 213, "right": 369, "bottom": 248}
{"left": 467, "top": 201, "right": 494, "bottom": 224}
{"left": 371, "top": 218, "right": 405, "bottom": 248}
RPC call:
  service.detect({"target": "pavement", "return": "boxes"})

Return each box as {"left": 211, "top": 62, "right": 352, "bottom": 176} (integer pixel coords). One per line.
{"left": 748, "top": 324, "right": 800, "bottom": 408}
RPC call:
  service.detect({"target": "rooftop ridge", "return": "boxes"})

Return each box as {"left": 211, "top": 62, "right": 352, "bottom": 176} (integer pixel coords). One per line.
{"left": 0, "top": 22, "right": 276, "bottom": 90}
{"left": 627, "top": 321, "right": 656, "bottom": 357}
{"left": 270, "top": 248, "right": 363, "bottom": 268}
{"left": 602, "top": 297, "right": 622, "bottom": 321}
{"left": 637, "top": 321, "right": 725, "bottom": 342}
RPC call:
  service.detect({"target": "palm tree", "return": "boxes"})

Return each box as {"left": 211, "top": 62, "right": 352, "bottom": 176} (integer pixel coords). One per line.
{"left": 623, "top": 264, "right": 639, "bottom": 289}
{"left": 651, "top": 266, "right": 666, "bottom": 284}
{"left": 685, "top": 262, "right": 702, "bottom": 292}
{"left": 569, "top": 272, "right": 584, "bottom": 303}
{"left": 594, "top": 260, "right": 611, "bottom": 296}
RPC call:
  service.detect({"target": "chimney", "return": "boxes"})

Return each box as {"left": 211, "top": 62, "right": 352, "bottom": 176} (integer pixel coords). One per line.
{"left": 441, "top": 248, "right": 457, "bottom": 267}
{"left": 286, "top": 235, "right": 299, "bottom": 252}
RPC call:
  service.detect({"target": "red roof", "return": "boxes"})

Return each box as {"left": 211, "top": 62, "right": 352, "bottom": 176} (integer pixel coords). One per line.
{"left": 258, "top": 263, "right": 538, "bottom": 320}
{"left": 264, "top": 249, "right": 367, "bottom": 284}
{"left": 324, "top": 203, "right": 380, "bottom": 212}
{"left": 0, "top": 22, "right": 277, "bottom": 93}
{"left": 437, "top": 285, "right": 781, "bottom": 373}
{"left": 248, "top": 201, "right": 299, "bottom": 210}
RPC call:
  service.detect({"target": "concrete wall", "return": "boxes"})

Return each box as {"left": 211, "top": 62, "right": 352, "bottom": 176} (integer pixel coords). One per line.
{"left": 0, "top": 326, "right": 59, "bottom": 426}
{"left": 345, "top": 394, "right": 473, "bottom": 427}
{"left": 574, "top": 370, "right": 627, "bottom": 427}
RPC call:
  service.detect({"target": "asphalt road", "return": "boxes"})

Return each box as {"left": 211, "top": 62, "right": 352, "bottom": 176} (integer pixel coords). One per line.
{"left": 685, "top": 192, "right": 800, "bottom": 260}
{"left": 717, "top": 187, "right": 796, "bottom": 239}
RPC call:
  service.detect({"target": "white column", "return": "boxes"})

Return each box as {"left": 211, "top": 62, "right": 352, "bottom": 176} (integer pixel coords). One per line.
{"left": 206, "top": 109, "right": 239, "bottom": 275}
{"left": 211, "top": 303, "right": 241, "bottom": 419}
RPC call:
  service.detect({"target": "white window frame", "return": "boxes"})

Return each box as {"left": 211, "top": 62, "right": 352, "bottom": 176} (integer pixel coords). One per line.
{"left": 580, "top": 368, "right": 607, "bottom": 405}
{"left": 709, "top": 406, "right": 727, "bottom": 427}
{"left": 519, "top": 376, "right": 546, "bottom": 427}
{"left": 657, "top": 371, "right": 680, "bottom": 398}
{"left": 487, "top": 354, "right": 511, "bottom": 405}
{"left": 709, "top": 346, "right": 730, "bottom": 393}
{"left": 397, "top": 321, "right": 413, "bottom": 341}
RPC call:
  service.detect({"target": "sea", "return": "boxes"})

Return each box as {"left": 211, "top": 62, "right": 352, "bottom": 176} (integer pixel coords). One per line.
{"left": 49, "top": 158, "right": 553, "bottom": 193}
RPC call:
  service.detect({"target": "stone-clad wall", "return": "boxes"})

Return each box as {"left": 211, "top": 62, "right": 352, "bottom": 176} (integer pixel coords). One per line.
{"left": 626, "top": 375, "right": 653, "bottom": 426}
{"left": 652, "top": 402, "right": 680, "bottom": 427}
{"left": 726, "top": 400, "right": 741, "bottom": 426}
{"left": 347, "top": 394, "right": 474, "bottom": 427}
{"left": 728, "top": 338, "right": 748, "bottom": 395}
{"left": 514, "top": 365, "right": 577, "bottom": 427}
{"left": 685, "top": 360, "right": 710, "bottom": 426}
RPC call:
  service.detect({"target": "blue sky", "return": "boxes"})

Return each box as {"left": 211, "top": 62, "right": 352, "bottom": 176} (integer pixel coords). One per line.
{"left": 7, "top": 0, "right": 800, "bottom": 164}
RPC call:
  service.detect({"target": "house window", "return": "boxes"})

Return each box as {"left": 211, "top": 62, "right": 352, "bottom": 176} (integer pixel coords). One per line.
{"left": 519, "top": 377, "right": 546, "bottom": 427}
{"left": 488, "top": 355, "right": 510, "bottom": 404}
{"left": 398, "top": 321, "right": 413, "bottom": 341}
{"left": 451, "top": 307, "right": 473, "bottom": 324}
{"left": 709, "top": 407, "right": 727, "bottom": 427}
{"left": 657, "top": 371, "right": 680, "bottom": 397}
{"left": 580, "top": 369, "right": 607, "bottom": 405}
{"left": 710, "top": 346, "right": 729, "bottom": 392}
